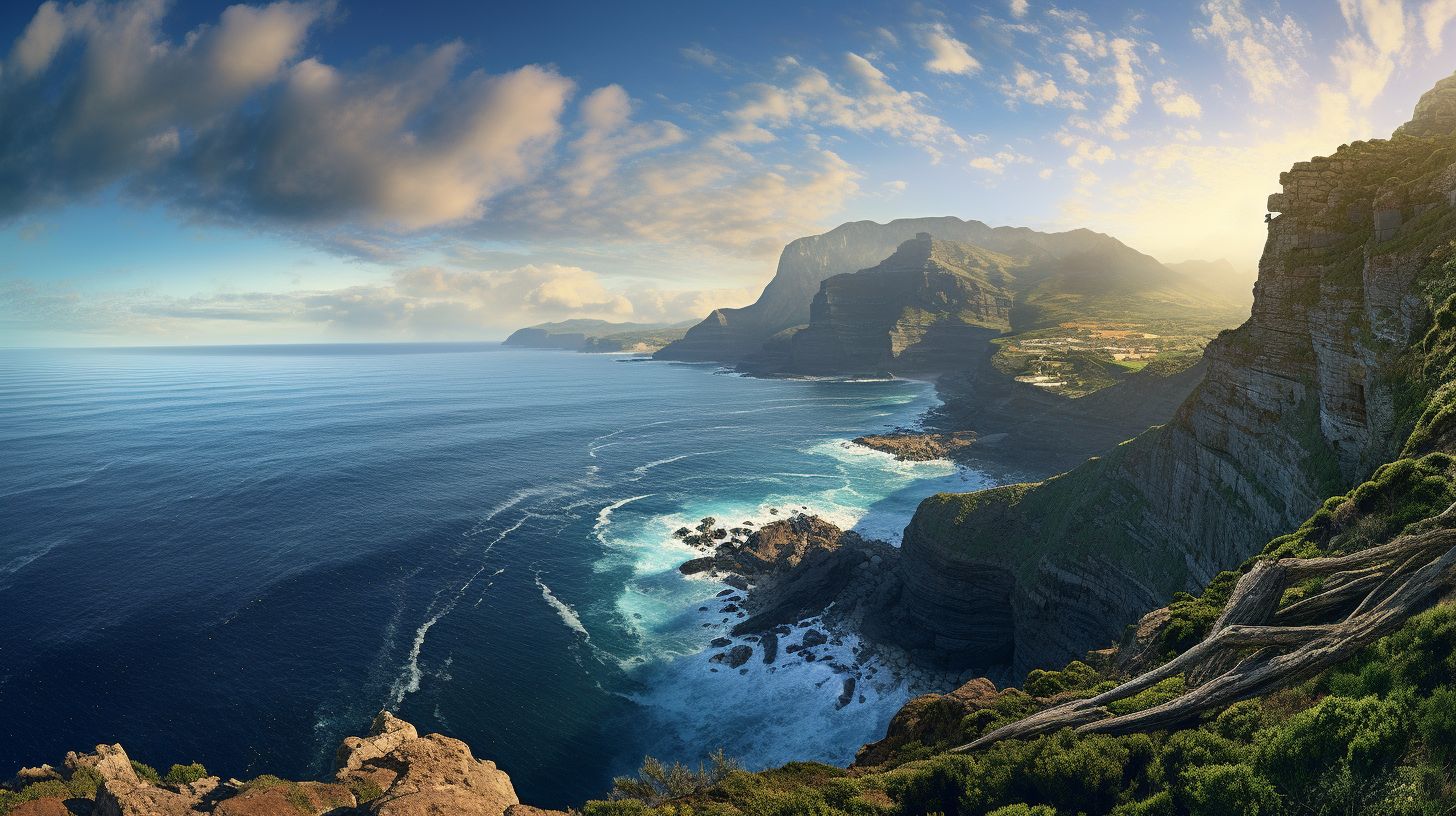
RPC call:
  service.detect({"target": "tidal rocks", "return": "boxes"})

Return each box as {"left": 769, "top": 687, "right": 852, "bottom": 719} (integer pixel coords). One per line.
{"left": 853, "top": 431, "right": 977, "bottom": 462}
{"left": 726, "top": 645, "right": 754, "bottom": 668}
{"left": 678, "top": 557, "right": 714, "bottom": 576}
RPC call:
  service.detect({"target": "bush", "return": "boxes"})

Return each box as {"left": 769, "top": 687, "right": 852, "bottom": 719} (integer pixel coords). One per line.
{"left": 986, "top": 806, "right": 1056, "bottom": 816}
{"left": 163, "top": 762, "right": 208, "bottom": 787}
{"left": 1257, "top": 695, "right": 1413, "bottom": 810}
{"left": 1179, "top": 764, "right": 1282, "bottom": 816}
{"left": 66, "top": 766, "right": 103, "bottom": 798}
{"left": 130, "top": 760, "right": 161, "bottom": 785}
{"left": 611, "top": 749, "right": 742, "bottom": 806}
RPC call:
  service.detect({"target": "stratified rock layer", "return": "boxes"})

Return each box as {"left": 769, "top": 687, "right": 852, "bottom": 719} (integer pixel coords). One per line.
{"left": 877, "top": 75, "right": 1456, "bottom": 674}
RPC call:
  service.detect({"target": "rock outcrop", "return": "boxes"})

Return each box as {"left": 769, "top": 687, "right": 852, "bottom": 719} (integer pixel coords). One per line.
{"left": 335, "top": 711, "right": 519, "bottom": 816}
{"left": 853, "top": 431, "right": 978, "bottom": 462}
{"left": 7, "top": 713, "right": 522, "bottom": 816}
{"left": 872, "top": 74, "right": 1456, "bottom": 675}
{"left": 780, "top": 234, "right": 1015, "bottom": 374}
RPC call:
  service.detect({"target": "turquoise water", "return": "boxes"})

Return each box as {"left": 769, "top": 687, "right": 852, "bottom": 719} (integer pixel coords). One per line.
{"left": 0, "top": 344, "right": 998, "bottom": 806}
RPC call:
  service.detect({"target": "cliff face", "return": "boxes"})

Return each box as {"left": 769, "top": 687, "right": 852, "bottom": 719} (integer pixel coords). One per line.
{"left": 783, "top": 234, "right": 1015, "bottom": 374}
{"left": 654, "top": 217, "right": 1146, "bottom": 363}
{"left": 876, "top": 78, "right": 1456, "bottom": 674}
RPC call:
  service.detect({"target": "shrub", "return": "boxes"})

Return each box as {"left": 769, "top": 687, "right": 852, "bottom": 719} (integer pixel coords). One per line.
{"left": 163, "top": 762, "right": 208, "bottom": 787}
{"left": 129, "top": 760, "right": 160, "bottom": 785}
{"left": 611, "top": 749, "right": 742, "bottom": 806}
{"left": 66, "top": 766, "right": 103, "bottom": 798}
{"left": 1179, "top": 764, "right": 1282, "bottom": 816}
{"left": 348, "top": 776, "right": 384, "bottom": 804}
{"left": 986, "top": 805, "right": 1056, "bottom": 816}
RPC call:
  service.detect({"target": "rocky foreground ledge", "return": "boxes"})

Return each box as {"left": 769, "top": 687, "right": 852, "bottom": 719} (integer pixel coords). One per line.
{"left": 1, "top": 712, "right": 562, "bottom": 816}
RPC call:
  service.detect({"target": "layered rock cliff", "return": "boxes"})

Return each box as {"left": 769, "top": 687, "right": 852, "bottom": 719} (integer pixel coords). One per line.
{"left": 653, "top": 217, "right": 1173, "bottom": 363}
{"left": 872, "top": 76, "right": 1456, "bottom": 674}
{"left": 781, "top": 233, "right": 1016, "bottom": 374}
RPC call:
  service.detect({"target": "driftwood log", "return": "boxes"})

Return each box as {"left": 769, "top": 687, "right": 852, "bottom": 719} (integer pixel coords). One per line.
{"left": 955, "top": 504, "right": 1456, "bottom": 752}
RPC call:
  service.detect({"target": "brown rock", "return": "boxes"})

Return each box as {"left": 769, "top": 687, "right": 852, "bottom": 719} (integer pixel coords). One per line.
{"left": 214, "top": 780, "right": 354, "bottom": 816}
{"left": 336, "top": 710, "right": 420, "bottom": 791}
{"left": 85, "top": 743, "right": 199, "bottom": 816}
{"left": 853, "top": 431, "right": 977, "bottom": 462}
{"left": 505, "top": 807, "right": 571, "bottom": 816}
{"left": 8, "top": 799, "right": 72, "bottom": 816}
{"left": 367, "top": 734, "right": 519, "bottom": 816}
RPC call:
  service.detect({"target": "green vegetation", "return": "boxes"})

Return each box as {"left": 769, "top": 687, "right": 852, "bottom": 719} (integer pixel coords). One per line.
{"left": 580, "top": 606, "right": 1456, "bottom": 815}
{"left": 130, "top": 759, "right": 161, "bottom": 784}
{"left": 163, "top": 762, "right": 208, "bottom": 787}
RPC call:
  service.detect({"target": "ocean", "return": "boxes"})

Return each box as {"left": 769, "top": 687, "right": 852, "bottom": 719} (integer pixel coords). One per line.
{"left": 0, "top": 343, "right": 1002, "bottom": 807}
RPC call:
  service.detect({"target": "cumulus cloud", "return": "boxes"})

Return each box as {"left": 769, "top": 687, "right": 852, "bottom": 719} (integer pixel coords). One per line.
{"left": 1193, "top": 0, "right": 1310, "bottom": 103}
{"left": 917, "top": 23, "right": 980, "bottom": 75}
{"left": 721, "top": 53, "right": 970, "bottom": 161}
{"left": 561, "top": 85, "right": 685, "bottom": 198}
{"left": 1010, "top": 0, "right": 1030, "bottom": 19}
{"left": 1001, "top": 64, "right": 1086, "bottom": 108}
{"left": 1423, "top": 0, "right": 1456, "bottom": 51}
{"left": 1152, "top": 79, "right": 1203, "bottom": 118}
{"left": 0, "top": 0, "right": 574, "bottom": 232}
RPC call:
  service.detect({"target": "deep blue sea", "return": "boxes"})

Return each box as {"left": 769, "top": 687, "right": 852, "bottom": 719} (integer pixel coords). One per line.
{"left": 0, "top": 344, "right": 1000, "bottom": 806}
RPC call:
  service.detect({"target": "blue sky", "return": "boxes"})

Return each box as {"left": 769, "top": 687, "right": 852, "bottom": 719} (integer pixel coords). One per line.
{"left": 1, "top": 0, "right": 1453, "bottom": 345}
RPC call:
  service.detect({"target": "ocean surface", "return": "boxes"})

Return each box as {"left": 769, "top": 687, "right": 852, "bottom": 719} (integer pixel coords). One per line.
{"left": 0, "top": 344, "right": 1003, "bottom": 806}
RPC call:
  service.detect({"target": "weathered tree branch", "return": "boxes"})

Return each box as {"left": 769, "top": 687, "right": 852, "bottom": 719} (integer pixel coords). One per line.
{"left": 953, "top": 520, "right": 1456, "bottom": 753}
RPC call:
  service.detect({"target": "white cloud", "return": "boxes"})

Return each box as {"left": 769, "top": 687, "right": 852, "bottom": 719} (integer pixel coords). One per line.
{"left": 918, "top": 23, "right": 981, "bottom": 75}
{"left": 681, "top": 44, "right": 720, "bottom": 67}
{"left": 1331, "top": 0, "right": 1412, "bottom": 105}
{"left": 722, "top": 53, "right": 970, "bottom": 160}
{"left": 969, "top": 149, "right": 1033, "bottom": 173}
{"left": 1002, "top": 63, "right": 1086, "bottom": 108}
{"left": 1193, "top": 0, "right": 1310, "bottom": 104}
{"left": 1152, "top": 79, "right": 1203, "bottom": 118}
{"left": 1101, "top": 38, "right": 1142, "bottom": 133}
{"left": 1422, "top": 0, "right": 1456, "bottom": 51}
{"left": 1010, "top": 0, "right": 1030, "bottom": 19}
{"left": 562, "top": 85, "right": 685, "bottom": 198}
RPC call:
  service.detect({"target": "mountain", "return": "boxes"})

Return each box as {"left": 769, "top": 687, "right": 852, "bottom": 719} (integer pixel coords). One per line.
{"left": 864, "top": 72, "right": 1456, "bottom": 676}
{"left": 1165, "top": 257, "right": 1256, "bottom": 309}
{"left": 768, "top": 231, "right": 1245, "bottom": 379}
{"left": 654, "top": 217, "right": 1191, "bottom": 363}
{"left": 503, "top": 319, "right": 693, "bottom": 353}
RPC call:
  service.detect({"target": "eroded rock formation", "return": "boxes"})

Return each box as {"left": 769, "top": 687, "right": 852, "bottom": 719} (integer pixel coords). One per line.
{"left": 873, "top": 73, "right": 1456, "bottom": 675}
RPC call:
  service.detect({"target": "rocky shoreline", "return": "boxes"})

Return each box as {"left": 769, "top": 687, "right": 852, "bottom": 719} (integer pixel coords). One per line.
{"left": 673, "top": 511, "right": 982, "bottom": 710}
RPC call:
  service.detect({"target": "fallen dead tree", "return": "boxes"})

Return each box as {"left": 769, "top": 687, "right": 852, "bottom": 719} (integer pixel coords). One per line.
{"left": 955, "top": 504, "right": 1456, "bottom": 752}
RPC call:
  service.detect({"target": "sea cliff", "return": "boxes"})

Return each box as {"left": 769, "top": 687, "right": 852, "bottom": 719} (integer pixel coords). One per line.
{"left": 872, "top": 72, "right": 1456, "bottom": 675}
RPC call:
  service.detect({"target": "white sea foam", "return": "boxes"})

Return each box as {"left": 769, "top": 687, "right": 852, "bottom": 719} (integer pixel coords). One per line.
{"left": 536, "top": 575, "right": 591, "bottom": 640}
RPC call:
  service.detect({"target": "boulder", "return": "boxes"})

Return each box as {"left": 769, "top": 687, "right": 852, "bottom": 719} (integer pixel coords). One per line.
{"left": 366, "top": 734, "right": 519, "bottom": 816}
{"left": 83, "top": 743, "right": 199, "bottom": 816}
{"left": 8, "top": 800, "right": 72, "bottom": 816}
{"left": 678, "top": 557, "right": 714, "bottom": 576}
{"left": 726, "top": 645, "right": 754, "bottom": 668}
{"left": 335, "top": 711, "right": 419, "bottom": 792}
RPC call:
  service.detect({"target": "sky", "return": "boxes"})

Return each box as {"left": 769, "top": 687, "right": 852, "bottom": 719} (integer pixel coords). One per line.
{"left": 0, "top": 0, "right": 1453, "bottom": 346}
